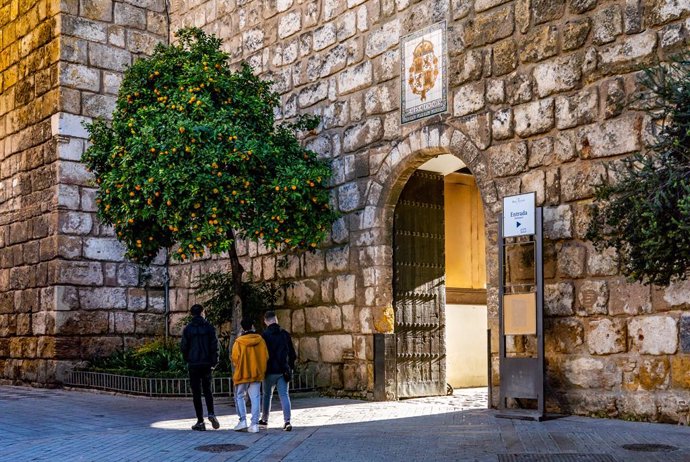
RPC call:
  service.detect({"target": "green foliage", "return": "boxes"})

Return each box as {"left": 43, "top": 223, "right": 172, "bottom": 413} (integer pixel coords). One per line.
{"left": 88, "top": 338, "right": 188, "bottom": 375}
{"left": 83, "top": 28, "right": 336, "bottom": 265}
{"left": 181, "top": 271, "right": 280, "bottom": 332}
{"left": 87, "top": 337, "right": 232, "bottom": 377}
{"left": 587, "top": 56, "right": 690, "bottom": 286}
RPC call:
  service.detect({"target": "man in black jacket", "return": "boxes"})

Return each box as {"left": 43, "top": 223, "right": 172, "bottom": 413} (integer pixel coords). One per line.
{"left": 180, "top": 304, "right": 220, "bottom": 431}
{"left": 258, "top": 310, "right": 296, "bottom": 431}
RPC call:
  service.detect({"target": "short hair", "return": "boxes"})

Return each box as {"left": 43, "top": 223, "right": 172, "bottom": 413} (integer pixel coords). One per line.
{"left": 240, "top": 318, "right": 254, "bottom": 331}
{"left": 264, "top": 310, "right": 277, "bottom": 322}
{"left": 190, "top": 304, "right": 203, "bottom": 316}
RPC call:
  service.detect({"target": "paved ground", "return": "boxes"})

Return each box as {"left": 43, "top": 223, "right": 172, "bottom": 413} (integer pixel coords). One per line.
{"left": 2, "top": 385, "right": 690, "bottom": 462}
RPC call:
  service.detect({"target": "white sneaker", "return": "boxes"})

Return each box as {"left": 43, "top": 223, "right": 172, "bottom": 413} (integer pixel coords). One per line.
{"left": 233, "top": 420, "right": 248, "bottom": 432}
{"left": 248, "top": 424, "right": 259, "bottom": 433}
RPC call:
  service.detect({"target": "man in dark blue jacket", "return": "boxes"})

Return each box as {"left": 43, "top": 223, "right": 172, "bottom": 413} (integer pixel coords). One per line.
{"left": 258, "top": 310, "right": 296, "bottom": 431}
{"left": 180, "top": 304, "right": 220, "bottom": 431}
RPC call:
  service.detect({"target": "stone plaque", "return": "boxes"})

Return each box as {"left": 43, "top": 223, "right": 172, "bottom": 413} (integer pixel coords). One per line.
{"left": 401, "top": 21, "right": 448, "bottom": 124}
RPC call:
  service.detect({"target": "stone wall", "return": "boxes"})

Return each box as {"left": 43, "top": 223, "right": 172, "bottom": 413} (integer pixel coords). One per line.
{"left": 3, "top": 0, "right": 690, "bottom": 421}
{"left": 0, "top": 0, "right": 168, "bottom": 384}
{"left": 167, "top": 0, "right": 690, "bottom": 419}
{"left": 0, "top": 0, "right": 61, "bottom": 383}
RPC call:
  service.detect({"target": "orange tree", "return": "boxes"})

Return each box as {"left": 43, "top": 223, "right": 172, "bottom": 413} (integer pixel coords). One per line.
{"left": 83, "top": 28, "right": 335, "bottom": 335}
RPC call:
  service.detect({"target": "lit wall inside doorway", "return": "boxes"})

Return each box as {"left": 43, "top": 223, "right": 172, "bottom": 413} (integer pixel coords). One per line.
{"left": 446, "top": 304, "right": 488, "bottom": 388}
{"left": 444, "top": 173, "right": 488, "bottom": 388}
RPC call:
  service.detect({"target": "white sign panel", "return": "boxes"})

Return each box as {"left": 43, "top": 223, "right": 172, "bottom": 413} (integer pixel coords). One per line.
{"left": 503, "top": 192, "right": 536, "bottom": 237}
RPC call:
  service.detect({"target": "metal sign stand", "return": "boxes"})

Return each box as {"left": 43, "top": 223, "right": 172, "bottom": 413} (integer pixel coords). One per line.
{"left": 497, "top": 196, "right": 545, "bottom": 421}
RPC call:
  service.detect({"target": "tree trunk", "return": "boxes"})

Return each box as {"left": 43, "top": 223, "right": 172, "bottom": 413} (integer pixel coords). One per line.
{"left": 227, "top": 229, "right": 244, "bottom": 347}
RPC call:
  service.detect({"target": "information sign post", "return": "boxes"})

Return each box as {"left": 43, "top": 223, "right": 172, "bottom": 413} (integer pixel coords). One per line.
{"left": 497, "top": 192, "right": 545, "bottom": 421}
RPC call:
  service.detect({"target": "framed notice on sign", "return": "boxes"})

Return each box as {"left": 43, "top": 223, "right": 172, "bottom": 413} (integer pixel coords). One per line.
{"left": 504, "top": 293, "right": 537, "bottom": 335}
{"left": 401, "top": 21, "right": 447, "bottom": 124}
{"left": 503, "top": 192, "right": 536, "bottom": 237}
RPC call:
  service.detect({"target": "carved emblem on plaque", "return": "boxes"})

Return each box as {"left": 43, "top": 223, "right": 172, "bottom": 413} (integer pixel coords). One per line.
{"left": 408, "top": 40, "right": 439, "bottom": 101}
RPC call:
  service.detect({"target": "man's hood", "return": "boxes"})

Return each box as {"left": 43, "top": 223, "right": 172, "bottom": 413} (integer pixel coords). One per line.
{"left": 236, "top": 333, "right": 263, "bottom": 347}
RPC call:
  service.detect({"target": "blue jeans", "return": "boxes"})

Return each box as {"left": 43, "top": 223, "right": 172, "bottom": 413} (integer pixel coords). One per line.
{"left": 235, "top": 382, "right": 261, "bottom": 426}
{"left": 261, "top": 373, "right": 291, "bottom": 424}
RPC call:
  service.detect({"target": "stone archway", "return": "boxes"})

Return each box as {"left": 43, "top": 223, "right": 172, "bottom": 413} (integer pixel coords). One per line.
{"left": 363, "top": 123, "right": 500, "bottom": 401}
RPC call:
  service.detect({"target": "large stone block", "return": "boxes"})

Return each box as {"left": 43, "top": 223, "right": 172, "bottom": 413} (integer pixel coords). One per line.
{"left": 557, "top": 242, "right": 586, "bottom": 279}
{"left": 343, "top": 117, "right": 382, "bottom": 152}
{"left": 555, "top": 87, "right": 598, "bottom": 130}
{"left": 468, "top": 5, "right": 514, "bottom": 46}
{"left": 134, "top": 313, "right": 165, "bottom": 335}
{"left": 51, "top": 261, "right": 103, "bottom": 286}
{"left": 543, "top": 205, "right": 573, "bottom": 240}
{"left": 592, "top": 4, "right": 623, "bottom": 45}
{"left": 533, "top": 56, "right": 582, "bottom": 98}
{"left": 318, "top": 334, "right": 353, "bottom": 362}
{"left": 305, "top": 306, "right": 342, "bottom": 332}
{"left": 532, "top": 0, "right": 566, "bottom": 24}
{"left": 278, "top": 10, "right": 303, "bottom": 36}
{"left": 453, "top": 82, "right": 485, "bottom": 117}
{"left": 298, "top": 81, "right": 328, "bottom": 108}
{"left": 286, "top": 279, "right": 320, "bottom": 306}
{"left": 564, "top": 357, "right": 621, "bottom": 389}
{"left": 662, "top": 279, "right": 690, "bottom": 309}
{"left": 334, "top": 274, "right": 355, "bottom": 304}
{"left": 493, "top": 39, "right": 517, "bottom": 76}
{"left": 546, "top": 318, "right": 584, "bottom": 353}
{"left": 576, "top": 114, "right": 641, "bottom": 159}
{"left": 519, "top": 25, "right": 558, "bottom": 63}
{"left": 587, "top": 318, "right": 626, "bottom": 355}
{"left": 326, "top": 246, "right": 349, "bottom": 272}
{"left": 587, "top": 245, "right": 618, "bottom": 276}
{"left": 598, "top": 32, "right": 657, "bottom": 74}
{"left": 83, "top": 237, "right": 126, "bottom": 262}
{"left": 79, "top": 287, "right": 127, "bottom": 310}
{"left": 365, "top": 19, "right": 399, "bottom": 58}
{"left": 562, "top": 18, "right": 591, "bottom": 51}
{"left": 337, "top": 182, "right": 363, "bottom": 212}
{"left": 577, "top": 280, "right": 608, "bottom": 315}
{"left": 545, "top": 282, "right": 575, "bottom": 316}
{"left": 54, "top": 311, "right": 109, "bottom": 335}
{"left": 629, "top": 316, "right": 678, "bottom": 355}
{"left": 514, "top": 98, "right": 554, "bottom": 137}
{"left": 114, "top": 2, "right": 146, "bottom": 29}
{"left": 60, "top": 63, "right": 100, "bottom": 92}
{"left": 681, "top": 314, "right": 690, "bottom": 354}
{"left": 671, "top": 355, "right": 690, "bottom": 389}
{"left": 560, "top": 161, "right": 606, "bottom": 202}
{"left": 637, "top": 357, "right": 670, "bottom": 391}
{"left": 608, "top": 278, "right": 651, "bottom": 316}
{"left": 486, "top": 141, "right": 527, "bottom": 177}
{"left": 299, "top": 336, "right": 320, "bottom": 361}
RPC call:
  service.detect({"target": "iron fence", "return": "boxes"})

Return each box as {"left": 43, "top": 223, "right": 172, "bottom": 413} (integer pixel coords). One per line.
{"left": 64, "top": 369, "right": 315, "bottom": 397}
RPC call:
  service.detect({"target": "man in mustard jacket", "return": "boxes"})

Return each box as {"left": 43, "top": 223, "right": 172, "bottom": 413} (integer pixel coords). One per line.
{"left": 231, "top": 318, "right": 268, "bottom": 433}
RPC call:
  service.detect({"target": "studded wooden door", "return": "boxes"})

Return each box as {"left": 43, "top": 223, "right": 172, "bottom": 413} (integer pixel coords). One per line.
{"left": 393, "top": 170, "right": 446, "bottom": 398}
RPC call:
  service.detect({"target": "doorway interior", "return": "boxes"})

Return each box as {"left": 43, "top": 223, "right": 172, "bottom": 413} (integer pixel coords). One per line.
{"left": 392, "top": 154, "right": 488, "bottom": 399}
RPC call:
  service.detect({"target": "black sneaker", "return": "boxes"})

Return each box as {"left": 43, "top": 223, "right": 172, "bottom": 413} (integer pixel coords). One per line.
{"left": 283, "top": 422, "right": 292, "bottom": 432}
{"left": 208, "top": 415, "right": 220, "bottom": 430}
{"left": 258, "top": 419, "right": 268, "bottom": 427}
{"left": 192, "top": 421, "right": 206, "bottom": 431}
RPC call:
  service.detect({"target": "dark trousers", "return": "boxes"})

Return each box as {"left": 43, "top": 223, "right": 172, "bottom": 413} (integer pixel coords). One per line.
{"left": 189, "top": 365, "right": 214, "bottom": 421}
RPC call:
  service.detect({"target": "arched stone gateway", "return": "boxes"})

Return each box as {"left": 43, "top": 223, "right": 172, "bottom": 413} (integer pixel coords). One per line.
{"left": 362, "top": 123, "right": 500, "bottom": 400}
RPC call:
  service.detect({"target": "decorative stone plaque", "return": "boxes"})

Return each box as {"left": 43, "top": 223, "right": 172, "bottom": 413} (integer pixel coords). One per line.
{"left": 401, "top": 21, "right": 447, "bottom": 124}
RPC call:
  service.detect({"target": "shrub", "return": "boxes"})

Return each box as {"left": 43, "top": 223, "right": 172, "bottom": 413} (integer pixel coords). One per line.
{"left": 587, "top": 56, "right": 690, "bottom": 286}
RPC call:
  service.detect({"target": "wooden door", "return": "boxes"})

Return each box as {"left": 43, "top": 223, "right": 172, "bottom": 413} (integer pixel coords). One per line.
{"left": 393, "top": 170, "right": 446, "bottom": 398}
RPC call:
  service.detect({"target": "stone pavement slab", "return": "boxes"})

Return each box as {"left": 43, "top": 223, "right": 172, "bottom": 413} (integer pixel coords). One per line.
{"left": 1, "top": 386, "right": 689, "bottom": 461}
